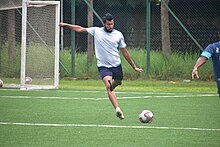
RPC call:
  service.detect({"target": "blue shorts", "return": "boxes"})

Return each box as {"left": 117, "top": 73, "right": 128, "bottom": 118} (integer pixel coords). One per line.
{"left": 98, "top": 65, "right": 123, "bottom": 80}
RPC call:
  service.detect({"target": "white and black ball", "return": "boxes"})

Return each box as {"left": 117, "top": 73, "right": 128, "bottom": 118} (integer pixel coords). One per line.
{"left": 139, "top": 110, "right": 154, "bottom": 123}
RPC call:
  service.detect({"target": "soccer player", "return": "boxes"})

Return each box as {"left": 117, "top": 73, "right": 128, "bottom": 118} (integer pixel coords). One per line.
{"left": 192, "top": 41, "right": 220, "bottom": 97}
{"left": 59, "top": 13, "right": 143, "bottom": 119}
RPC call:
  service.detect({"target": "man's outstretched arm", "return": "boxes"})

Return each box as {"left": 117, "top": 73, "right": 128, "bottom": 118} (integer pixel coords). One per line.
{"left": 59, "top": 22, "right": 87, "bottom": 33}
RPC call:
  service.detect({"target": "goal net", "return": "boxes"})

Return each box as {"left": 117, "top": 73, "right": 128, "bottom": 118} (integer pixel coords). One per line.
{"left": 0, "top": 0, "right": 60, "bottom": 90}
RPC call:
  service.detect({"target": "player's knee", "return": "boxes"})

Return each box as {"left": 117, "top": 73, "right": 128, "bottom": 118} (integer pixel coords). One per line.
{"left": 106, "top": 85, "right": 111, "bottom": 91}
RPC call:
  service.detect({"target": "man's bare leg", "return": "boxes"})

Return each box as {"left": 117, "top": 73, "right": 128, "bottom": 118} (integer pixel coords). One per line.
{"left": 103, "top": 76, "right": 124, "bottom": 119}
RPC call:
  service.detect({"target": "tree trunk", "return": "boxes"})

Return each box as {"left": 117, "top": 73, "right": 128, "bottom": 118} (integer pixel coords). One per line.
{"left": 161, "top": 0, "right": 171, "bottom": 58}
{"left": 87, "top": 0, "right": 94, "bottom": 66}
{"left": 7, "top": 9, "right": 16, "bottom": 63}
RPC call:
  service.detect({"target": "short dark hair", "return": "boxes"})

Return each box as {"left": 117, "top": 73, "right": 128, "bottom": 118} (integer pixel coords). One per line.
{"left": 102, "top": 13, "right": 114, "bottom": 23}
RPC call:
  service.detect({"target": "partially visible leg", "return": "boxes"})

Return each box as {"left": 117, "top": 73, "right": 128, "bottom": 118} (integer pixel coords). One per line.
{"left": 112, "top": 79, "right": 122, "bottom": 90}
{"left": 111, "top": 65, "right": 123, "bottom": 91}
{"left": 216, "top": 80, "right": 220, "bottom": 97}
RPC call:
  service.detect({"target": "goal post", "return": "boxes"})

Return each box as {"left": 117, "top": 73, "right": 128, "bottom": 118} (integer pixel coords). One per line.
{"left": 20, "top": 0, "right": 60, "bottom": 90}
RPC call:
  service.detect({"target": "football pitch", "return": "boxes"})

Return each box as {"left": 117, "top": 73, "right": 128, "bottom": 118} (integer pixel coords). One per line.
{"left": 0, "top": 80, "right": 220, "bottom": 147}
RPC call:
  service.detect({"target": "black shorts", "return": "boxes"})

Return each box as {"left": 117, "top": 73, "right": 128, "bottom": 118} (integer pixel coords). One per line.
{"left": 98, "top": 65, "right": 123, "bottom": 80}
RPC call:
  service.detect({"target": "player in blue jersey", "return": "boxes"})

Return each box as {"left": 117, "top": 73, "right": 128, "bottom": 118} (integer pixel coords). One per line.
{"left": 192, "top": 41, "right": 220, "bottom": 97}
{"left": 60, "top": 13, "right": 143, "bottom": 119}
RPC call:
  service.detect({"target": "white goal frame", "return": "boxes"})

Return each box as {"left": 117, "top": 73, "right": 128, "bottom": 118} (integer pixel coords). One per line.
{"left": 20, "top": 0, "right": 60, "bottom": 90}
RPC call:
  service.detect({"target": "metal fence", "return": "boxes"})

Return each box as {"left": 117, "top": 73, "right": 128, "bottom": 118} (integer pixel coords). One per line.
{"left": 0, "top": 0, "right": 219, "bottom": 81}
{"left": 62, "top": 0, "right": 219, "bottom": 51}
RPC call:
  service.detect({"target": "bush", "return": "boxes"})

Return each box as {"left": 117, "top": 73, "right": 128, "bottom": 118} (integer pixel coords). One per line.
{"left": 0, "top": 43, "right": 213, "bottom": 81}
{"left": 60, "top": 48, "right": 214, "bottom": 81}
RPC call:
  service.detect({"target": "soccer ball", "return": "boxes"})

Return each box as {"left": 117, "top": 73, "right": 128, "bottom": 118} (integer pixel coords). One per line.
{"left": 139, "top": 110, "right": 154, "bottom": 123}
{"left": 25, "top": 76, "right": 32, "bottom": 84}
{"left": 0, "top": 79, "right": 3, "bottom": 87}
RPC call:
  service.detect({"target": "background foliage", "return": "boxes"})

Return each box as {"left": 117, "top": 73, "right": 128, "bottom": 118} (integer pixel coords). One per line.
{"left": 0, "top": 0, "right": 218, "bottom": 82}
{"left": 60, "top": 48, "right": 213, "bottom": 81}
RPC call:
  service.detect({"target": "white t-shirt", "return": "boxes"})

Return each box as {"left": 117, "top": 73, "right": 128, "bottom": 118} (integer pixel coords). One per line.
{"left": 86, "top": 27, "right": 126, "bottom": 67}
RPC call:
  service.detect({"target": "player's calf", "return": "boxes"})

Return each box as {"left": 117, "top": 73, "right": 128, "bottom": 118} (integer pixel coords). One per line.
{"left": 112, "top": 80, "right": 122, "bottom": 90}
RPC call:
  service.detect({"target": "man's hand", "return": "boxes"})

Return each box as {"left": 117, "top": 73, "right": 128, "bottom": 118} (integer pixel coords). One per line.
{"left": 134, "top": 67, "right": 143, "bottom": 73}
{"left": 59, "top": 22, "right": 66, "bottom": 27}
{"left": 192, "top": 67, "right": 199, "bottom": 79}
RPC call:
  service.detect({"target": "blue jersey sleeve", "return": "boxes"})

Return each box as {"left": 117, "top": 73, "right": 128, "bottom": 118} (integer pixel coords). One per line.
{"left": 201, "top": 51, "right": 212, "bottom": 59}
{"left": 201, "top": 43, "right": 215, "bottom": 59}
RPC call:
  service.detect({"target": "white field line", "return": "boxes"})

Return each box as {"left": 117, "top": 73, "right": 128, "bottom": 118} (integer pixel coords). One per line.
{"left": 0, "top": 122, "right": 219, "bottom": 131}
{"left": 0, "top": 88, "right": 217, "bottom": 95}
{"left": 0, "top": 93, "right": 217, "bottom": 101}
{"left": 57, "top": 91, "right": 178, "bottom": 95}
{"left": 0, "top": 89, "right": 176, "bottom": 95}
{"left": 0, "top": 95, "right": 109, "bottom": 100}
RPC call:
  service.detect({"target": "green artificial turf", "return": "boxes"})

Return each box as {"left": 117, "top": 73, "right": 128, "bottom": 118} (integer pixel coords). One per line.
{"left": 0, "top": 80, "right": 219, "bottom": 147}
